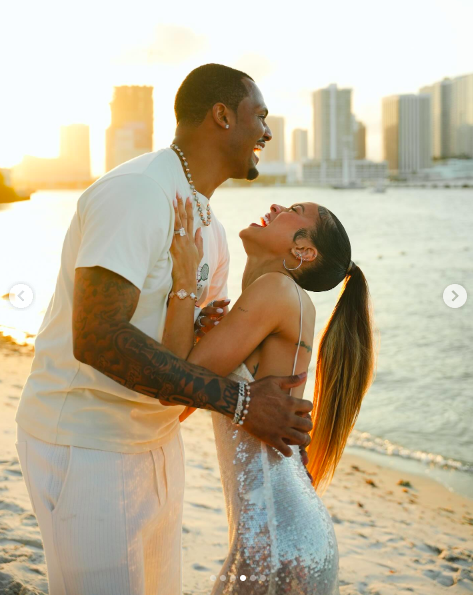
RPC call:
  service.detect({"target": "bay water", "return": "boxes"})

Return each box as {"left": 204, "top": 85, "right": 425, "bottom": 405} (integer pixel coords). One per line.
{"left": 1, "top": 187, "right": 471, "bottom": 496}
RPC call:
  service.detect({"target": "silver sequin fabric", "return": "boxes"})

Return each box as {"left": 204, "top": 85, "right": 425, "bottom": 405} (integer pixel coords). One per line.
{"left": 210, "top": 364, "right": 339, "bottom": 594}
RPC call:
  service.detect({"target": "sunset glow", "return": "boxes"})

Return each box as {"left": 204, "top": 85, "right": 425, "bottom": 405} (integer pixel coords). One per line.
{"left": 2, "top": 0, "right": 472, "bottom": 175}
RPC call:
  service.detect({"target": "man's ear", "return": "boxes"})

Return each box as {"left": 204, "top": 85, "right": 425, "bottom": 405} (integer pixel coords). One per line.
{"left": 212, "top": 103, "right": 230, "bottom": 130}
{"left": 291, "top": 244, "right": 317, "bottom": 264}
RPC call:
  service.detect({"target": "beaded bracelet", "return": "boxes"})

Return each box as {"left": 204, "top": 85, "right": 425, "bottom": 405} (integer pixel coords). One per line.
{"left": 232, "top": 382, "right": 245, "bottom": 425}
{"left": 232, "top": 382, "right": 251, "bottom": 425}
{"left": 238, "top": 383, "right": 251, "bottom": 425}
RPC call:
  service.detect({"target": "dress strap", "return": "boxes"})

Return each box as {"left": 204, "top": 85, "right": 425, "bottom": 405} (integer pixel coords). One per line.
{"left": 290, "top": 278, "right": 303, "bottom": 396}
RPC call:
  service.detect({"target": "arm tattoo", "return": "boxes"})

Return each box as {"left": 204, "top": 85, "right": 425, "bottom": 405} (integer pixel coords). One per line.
{"left": 296, "top": 340, "right": 312, "bottom": 354}
{"left": 252, "top": 363, "right": 259, "bottom": 377}
{"left": 238, "top": 306, "right": 249, "bottom": 313}
{"left": 73, "top": 267, "right": 238, "bottom": 417}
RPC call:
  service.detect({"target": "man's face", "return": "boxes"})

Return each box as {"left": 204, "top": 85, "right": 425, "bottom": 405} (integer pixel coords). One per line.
{"left": 227, "top": 79, "right": 272, "bottom": 181}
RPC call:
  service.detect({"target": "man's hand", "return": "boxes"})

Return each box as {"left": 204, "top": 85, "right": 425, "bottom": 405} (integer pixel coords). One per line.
{"left": 299, "top": 411, "right": 314, "bottom": 481}
{"left": 242, "top": 373, "right": 313, "bottom": 457}
{"left": 195, "top": 299, "right": 231, "bottom": 338}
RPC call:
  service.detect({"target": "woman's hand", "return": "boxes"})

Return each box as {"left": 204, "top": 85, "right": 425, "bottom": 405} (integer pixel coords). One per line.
{"left": 170, "top": 194, "right": 203, "bottom": 290}
{"left": 195, "top": 298, "right": 231, "bottom": 338}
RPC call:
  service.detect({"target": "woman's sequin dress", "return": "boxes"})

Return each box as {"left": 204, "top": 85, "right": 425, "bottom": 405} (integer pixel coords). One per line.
{"left": 210, "top": 361, "right": 340, "bottom": 594}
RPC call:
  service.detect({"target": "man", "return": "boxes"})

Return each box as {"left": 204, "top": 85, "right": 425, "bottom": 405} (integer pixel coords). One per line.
{"left": 15, "top": 64, "right": 313, "bottom": 595}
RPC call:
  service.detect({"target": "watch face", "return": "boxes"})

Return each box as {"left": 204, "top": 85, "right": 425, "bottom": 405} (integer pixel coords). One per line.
{"left": 200, "top": 263, "right": 209, "bottom": 281}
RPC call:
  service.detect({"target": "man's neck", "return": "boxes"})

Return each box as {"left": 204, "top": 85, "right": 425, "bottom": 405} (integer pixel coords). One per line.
{"left": 171, "top": 133, "right": 231, "bottom": 199}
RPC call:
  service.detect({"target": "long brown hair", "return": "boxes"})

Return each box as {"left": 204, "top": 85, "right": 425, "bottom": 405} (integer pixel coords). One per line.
{"left": 294, "top": 206, "right": 375, "bottom": 492}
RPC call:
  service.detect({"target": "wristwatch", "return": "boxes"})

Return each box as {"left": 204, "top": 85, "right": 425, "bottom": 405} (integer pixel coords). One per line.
{"left": 169, "top": 289, "right": 198, "bottom": 302}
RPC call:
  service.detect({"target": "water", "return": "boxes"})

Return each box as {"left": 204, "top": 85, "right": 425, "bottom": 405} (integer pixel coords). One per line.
{"left": 1, "top": 187, "right": 472, "bottom": 496}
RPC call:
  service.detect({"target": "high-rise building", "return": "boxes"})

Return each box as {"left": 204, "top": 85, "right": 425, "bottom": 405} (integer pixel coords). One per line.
{"left": 451, "top": 73, "right": 473, "bottom": 158}
{"left": 60, "top": 124, "right": 91, "bottom": 180}
{"left": 382, "top": 96, "right": 400, "bottom": 172}
{"left": 106, "top": 86, "right": 154, "bottom": 171}
{"left": 312, "top": 84, "right": 352, "bottom": 160}
{"left": 352, "top": 117, "right": 366, "bottom": 159}
{"left": 420, "top": 79, "right": 453, "bottom": 160}
{"left": 418, "top": 94, "right": 432, "bottom": 170}
{"left": 382, "top": 93, "right": 432, "bottom": 174}
{"left": 292, "top": 129, "right": 308, "bottom": 162}
{"left": 261, "top": 116, "right": 285, "bottom": 163}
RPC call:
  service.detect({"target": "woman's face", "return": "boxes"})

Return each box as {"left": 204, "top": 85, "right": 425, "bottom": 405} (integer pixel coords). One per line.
{"left": 240, "top": 202, "right": 320, "bottom": 257}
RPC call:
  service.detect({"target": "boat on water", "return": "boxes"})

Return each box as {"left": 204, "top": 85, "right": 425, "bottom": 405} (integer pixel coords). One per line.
{"left": 372, "top": 182, "right": 387, "bottom": 194}
{"left": 332, "top": 181, "right": 365, "bottom": 190}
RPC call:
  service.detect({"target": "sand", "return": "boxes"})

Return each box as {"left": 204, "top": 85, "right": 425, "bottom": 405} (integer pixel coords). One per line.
{"left": 0, "top": 336, "right": 472, "bottom": 595}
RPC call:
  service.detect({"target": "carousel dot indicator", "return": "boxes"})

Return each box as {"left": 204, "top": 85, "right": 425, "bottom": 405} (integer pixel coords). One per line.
{"left": 240, "top": 574, "right": 247, "bottom": 581}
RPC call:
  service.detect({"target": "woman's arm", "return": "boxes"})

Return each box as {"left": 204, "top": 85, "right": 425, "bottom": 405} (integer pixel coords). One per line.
{"left": 187, "top": 272, "right": 297, "bottom": 377}
{"left": 162, "top": 195, "right": 202, "bottom": 359}
{"left": 162, "top": 292, "right": 196, "bottom": 360}
{"left": 178, "top": 272, "right": 293, "bottom": 423}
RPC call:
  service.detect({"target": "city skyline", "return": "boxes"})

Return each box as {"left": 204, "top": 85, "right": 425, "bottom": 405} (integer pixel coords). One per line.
{"left": 1, "top": 0, "right": 472, "bottom": 175}
{"left": 7, "top": 70, "right": 473, "bottom": 187}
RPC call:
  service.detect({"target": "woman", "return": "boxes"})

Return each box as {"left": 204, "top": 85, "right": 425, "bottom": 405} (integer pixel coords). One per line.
{"left": 163, "top": 196, "right": 375, "bottom": 594}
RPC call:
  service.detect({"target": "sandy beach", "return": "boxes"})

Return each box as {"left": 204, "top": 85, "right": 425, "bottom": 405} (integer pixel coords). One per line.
{"left": 0, "top": 336, "right": 472, "bottom": 595}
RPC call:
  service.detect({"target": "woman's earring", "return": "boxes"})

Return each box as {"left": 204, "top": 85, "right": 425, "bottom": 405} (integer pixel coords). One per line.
{"left": 225, "top": 124, "right": 230, "bottom": 129}
{"left": 283, "top": 253, "right": 304, "bottom": 271}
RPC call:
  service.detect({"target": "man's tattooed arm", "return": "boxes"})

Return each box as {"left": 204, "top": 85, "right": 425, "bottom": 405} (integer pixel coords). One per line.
{"left": 72, "top": 267, "right": 238, "bottom": 416}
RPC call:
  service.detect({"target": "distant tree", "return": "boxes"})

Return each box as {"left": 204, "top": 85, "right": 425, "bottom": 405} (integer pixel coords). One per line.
{"left": 0, "top": 171, "right": 19, "bottom": 202}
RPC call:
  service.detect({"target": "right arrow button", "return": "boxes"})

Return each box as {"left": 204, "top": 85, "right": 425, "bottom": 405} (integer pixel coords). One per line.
{"left": 443, "top": 284, "right": 467, "bottom": 309}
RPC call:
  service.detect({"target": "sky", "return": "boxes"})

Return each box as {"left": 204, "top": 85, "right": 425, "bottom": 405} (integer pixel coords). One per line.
{"left": 1, "top": 0, "right": 472, "bottom": 176}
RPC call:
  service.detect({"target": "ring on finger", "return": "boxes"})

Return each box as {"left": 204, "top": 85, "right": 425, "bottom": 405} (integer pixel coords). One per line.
{"left": 174, "top": 227, "right": 186, "bottom": 236}
{"left": 196, "top": 316, "right": 205, "bottom": 329}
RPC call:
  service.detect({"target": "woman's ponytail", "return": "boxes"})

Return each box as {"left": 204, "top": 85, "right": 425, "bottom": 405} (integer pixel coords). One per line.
{"left": 306, "top": 264, "right": 375, "bottom": 492}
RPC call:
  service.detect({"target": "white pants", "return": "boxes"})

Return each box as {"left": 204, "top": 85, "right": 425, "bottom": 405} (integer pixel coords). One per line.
{"left": 15, "top": 425, "right": 185, "bottom": 595}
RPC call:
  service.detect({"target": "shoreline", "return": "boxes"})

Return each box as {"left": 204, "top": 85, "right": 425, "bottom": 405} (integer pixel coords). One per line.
{"left": 0, "top": 337, "right": 472, "bottom": 594}
{"left": 346, "top": 444, "right": 473, "bottom": 501}
{"left": 1, "top": 330, "right": 472, "bottom": 498}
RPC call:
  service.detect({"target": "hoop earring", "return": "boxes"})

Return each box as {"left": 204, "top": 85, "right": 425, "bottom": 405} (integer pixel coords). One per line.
{"left": 283, "top": 254, "right": 304, "bottom": 271}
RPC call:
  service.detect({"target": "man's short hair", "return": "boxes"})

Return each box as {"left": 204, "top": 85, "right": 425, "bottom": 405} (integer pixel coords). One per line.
{"left": 174, "top": 63, "right": 254, "bottom": 126}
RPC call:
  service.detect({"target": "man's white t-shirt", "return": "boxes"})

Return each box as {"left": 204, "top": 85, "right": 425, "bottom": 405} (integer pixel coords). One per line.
{"left": 16, "top": 148, "right": 230, "bottom": 453}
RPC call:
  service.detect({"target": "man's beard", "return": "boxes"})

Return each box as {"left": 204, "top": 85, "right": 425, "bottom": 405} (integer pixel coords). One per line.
{"left": 246, "top": 165, "right": 259, "bottom": 181}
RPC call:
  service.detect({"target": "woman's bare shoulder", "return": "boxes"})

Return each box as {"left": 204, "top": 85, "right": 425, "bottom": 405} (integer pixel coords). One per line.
{"left": 248, "top": 271, "right": 297, "bottom": 292}
{"left": 244, "top": 272, "right": 315, "bottom": 323}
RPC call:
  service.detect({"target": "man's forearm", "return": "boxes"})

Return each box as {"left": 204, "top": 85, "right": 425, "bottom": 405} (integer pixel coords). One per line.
{"left": 76, "top": 320, "right": 238, "bottom": 415}
{"left": 72, "top": 266, "right": 238, "bottom": 416}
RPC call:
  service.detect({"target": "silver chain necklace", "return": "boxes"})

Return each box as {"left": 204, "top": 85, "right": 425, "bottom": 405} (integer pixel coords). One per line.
{"left": 170, "top": 143, "right": 212, "bottom": 227}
